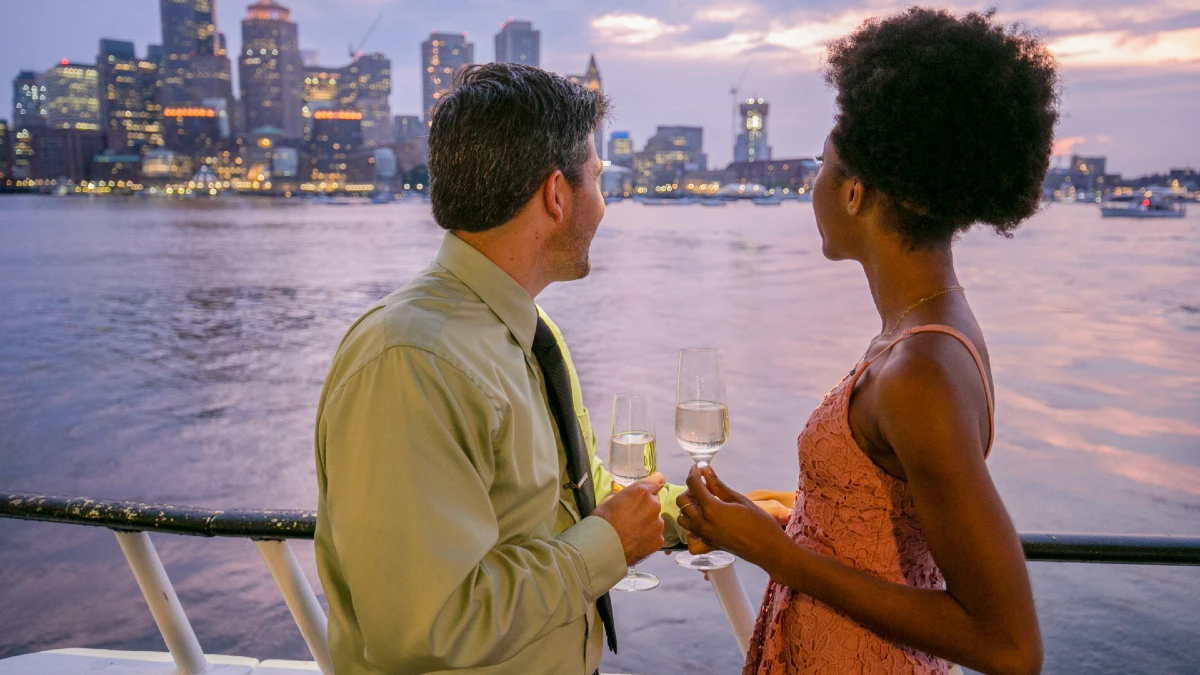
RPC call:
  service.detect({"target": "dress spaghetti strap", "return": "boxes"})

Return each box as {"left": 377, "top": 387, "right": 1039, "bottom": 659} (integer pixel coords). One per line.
{"left": 861, "top": 324, "right": 995, "bottom": 456}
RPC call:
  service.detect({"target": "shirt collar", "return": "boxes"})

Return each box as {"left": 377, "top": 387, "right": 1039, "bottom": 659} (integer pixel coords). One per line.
{"left": 435, "top": 232, "right": 538, "bottom": 353}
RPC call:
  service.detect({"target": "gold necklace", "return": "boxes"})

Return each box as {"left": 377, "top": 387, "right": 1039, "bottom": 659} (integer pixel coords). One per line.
{"left": 879, "top": 286, "right": 965, "bottom": 338}
{"left": 848, "top": 286, "right": 965, "bottom": 376}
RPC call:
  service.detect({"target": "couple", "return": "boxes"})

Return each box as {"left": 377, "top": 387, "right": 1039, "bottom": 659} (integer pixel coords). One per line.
{"left": 313, "top": 8, "right": 1058, "bottom": 675}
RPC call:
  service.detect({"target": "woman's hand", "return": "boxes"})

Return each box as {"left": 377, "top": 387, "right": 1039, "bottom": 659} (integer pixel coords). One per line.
{"left": 675, "top": 466, "right": 794, "bottom": 566}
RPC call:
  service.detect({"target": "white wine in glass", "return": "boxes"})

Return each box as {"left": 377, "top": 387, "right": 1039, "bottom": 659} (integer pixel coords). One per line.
{"left": 675, "top": 348, "right": 735, "bottom": 571}
{"left": 608, "top": 393, "right": 659, "bottom": 592}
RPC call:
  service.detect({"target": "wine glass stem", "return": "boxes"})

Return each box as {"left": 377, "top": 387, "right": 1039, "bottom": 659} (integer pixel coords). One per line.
{"left": 695, "top": 460, "right": 709, "bottom": 469}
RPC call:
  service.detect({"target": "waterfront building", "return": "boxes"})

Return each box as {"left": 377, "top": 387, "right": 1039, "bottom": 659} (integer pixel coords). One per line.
{"left": 141, "top": 148, "right": 193, "bottom": 185}
{"left": 567, "top": 56, "right": 603, "bottom": 159}
{"left": 601, "top": 163, "right": 633, "bottom": 197}
{"left": 1070, "top": 155, "right": 1108, "bottom": 194}
{"left": 393, "top": 115, "right": 421, "bottom": 142}
{"left": 340, "top": 53, "right": 392, "bottom": 147}
{"left": 392, "top": 113, "right": 428, "bottom": 171}
{"left": 45, "top": 62, "right": 101, "bottom": 131}
{"left": 11, "top": 71, "right": 46, "bottom": 179}
{"left": 725, "top": 158, "right": 817, "bottom": 192}
{"left": 239, "top": 0, "right": 304, "bottom": 138}
{"left": 421, "top": 33, "right": 474, "bottom": 125}
{"left": 393, "top": 135, "right": 428, "bottom": 177}
{"left": 161, "top": 105, "right": 224, "bottom": 157}
{"left": 11, "top": 128, "right": 36, "bottom": 180}
{"left": 0, "top": 119, "right": 11, "bottom": 185}
{"left": 89, "top": 150, "right": 142, "bottom": 185}
{"left": 607, "top": 131, "right": 633, "bottom": 168}
{"left": 138, "top": 50, "right": 165, "bottom": 149}
{"left": 235, "top": 126, "right": 305, "bottom": 192}
{"left": 31, "top": 127, "right": 106, "bottom": 181}
{"left": 12, "top": 71, "right": 47, "bottom": 131}
{"left": 159, "top": 0, "right": 235, "bottom": 108}
{"left": 98, "top": 40, "right": 162, "bottom": 154}
{"left": 308, "top": 109, "right": 364, "bottom": 182}
{"left": 632, "top": 126, "right": 706, "bottom": 192}
{"left": 495, "top": 20, "right": 539, "bottom": 67}
{"left": 303, "top": 66, "right": 341, "bottom": 104}
{"left": 734, "top": 99, "right": 770, "bottom": 163}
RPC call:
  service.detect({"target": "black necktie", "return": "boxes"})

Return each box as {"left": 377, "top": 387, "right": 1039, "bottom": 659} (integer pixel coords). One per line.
{"left": 531, "top": 316, "right": 618, "bottom": 654}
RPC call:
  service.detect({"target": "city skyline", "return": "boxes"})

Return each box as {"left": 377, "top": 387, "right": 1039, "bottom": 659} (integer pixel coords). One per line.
{"left": 1, "top": 0, "right": 1197, "bottom": 173}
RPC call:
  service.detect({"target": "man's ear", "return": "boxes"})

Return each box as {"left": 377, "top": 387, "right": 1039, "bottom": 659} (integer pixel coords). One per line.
{"left": 542, "top": 169, "right": 566, "bottom": 224}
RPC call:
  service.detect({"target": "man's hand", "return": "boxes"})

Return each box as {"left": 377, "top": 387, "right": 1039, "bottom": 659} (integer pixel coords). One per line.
{"left": 593, "top": 473, "right": 666, "bottom": 566}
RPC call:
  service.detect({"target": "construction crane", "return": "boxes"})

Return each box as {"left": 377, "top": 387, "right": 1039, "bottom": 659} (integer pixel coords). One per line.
{"left": 348, "top": 14, "right": 384, "bottom": 61}
{"left": 729, "top": 61, "right": 753, "bottom": 162}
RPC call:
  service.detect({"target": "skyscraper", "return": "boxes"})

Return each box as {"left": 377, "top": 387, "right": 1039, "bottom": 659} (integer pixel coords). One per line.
{"left": 421, "top": 33, "right": 474, "bottom": 125}
{"left": 633, "top": 125, "right": 705, "bottom": 191}
{"left": 45, "top": 61, "right": 101, "bottom": 130}
{"left": 239, "top": 0, "right": 304, "bottom": 136}
{"left": 98, "top": 39, "right": 162, "bottom": 153}
{"left": 567, "top": 56, "right": 603, "bottom": 159}
{"left": 494, "top": 20, "right": 539, "bottom": 67}
{"left": 308, "top": 109, "right": 364, "bottom": 180}
{"left": 607, "top": 131, "right": 633, "bottom": 168}
{"left": 734, "top": 99, "right": 769, "bottom": 163}
{"left": 159, "top": 0, "right": 234, "bottom": 107}
{"left": 10, "top": 72, "right": 43, "bottom": 179}
{"left": 341, "top": 53, "right": 392, "bottom": 147}
{"left": 12, "top": 71, "right": 46, "bottom": 131}
{"left": 303, "top": 65, "right": 340, "bottom": 104}
{"left": 0, "top": 119, "right": 12, "bottom": 184}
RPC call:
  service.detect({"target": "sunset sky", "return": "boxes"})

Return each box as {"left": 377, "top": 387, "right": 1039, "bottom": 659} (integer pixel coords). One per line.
{"left": 3, "top": 0, "right": 1197, "bottom": 175}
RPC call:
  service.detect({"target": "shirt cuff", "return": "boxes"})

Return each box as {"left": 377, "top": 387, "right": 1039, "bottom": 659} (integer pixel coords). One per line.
{"left": 558, "top": 515, "right": 628, "bottom": 601}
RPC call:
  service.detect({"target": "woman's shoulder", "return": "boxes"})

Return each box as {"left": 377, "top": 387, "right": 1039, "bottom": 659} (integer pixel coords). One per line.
{"left": 866, "top": 323, "right": 984, "bottom": 415}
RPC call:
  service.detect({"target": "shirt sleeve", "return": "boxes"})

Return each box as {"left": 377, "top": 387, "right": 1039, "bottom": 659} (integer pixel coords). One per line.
{"left": 318, "top": 346, "right": 627, "bottom": 672}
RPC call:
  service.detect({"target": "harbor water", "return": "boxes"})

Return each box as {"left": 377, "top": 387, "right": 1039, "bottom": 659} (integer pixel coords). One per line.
{"left": 1, "top": 195, "right": 1197, "bottom": 673}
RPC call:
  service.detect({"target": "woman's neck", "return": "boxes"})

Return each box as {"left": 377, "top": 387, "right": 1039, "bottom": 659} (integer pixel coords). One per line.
{"left": 860, "top": 239, "right": 959, "bottom": 336}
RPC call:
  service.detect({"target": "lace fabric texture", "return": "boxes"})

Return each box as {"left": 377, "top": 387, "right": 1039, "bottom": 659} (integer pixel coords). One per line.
{"left": 742, "top": 325, "right": 993, "bottom": 674}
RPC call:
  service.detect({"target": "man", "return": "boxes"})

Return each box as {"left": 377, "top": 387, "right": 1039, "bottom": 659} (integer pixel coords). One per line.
{"left": 314, "top": 63, "right": 686, "bottom": 674}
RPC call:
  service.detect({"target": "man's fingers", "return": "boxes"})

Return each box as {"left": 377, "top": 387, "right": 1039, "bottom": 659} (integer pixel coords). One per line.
{"left": 638, "top": 472, "right": 667, "bottom": 493}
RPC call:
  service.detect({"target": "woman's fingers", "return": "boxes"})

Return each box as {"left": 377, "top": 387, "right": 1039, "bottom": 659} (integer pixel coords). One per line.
{"left": 699, "top": 466, "right": 748, "bottom": 504}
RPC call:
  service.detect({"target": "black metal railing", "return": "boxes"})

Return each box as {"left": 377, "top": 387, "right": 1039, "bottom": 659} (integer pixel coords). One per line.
{"left": 4, "top": 491, "right": 1200, "bottom": 565}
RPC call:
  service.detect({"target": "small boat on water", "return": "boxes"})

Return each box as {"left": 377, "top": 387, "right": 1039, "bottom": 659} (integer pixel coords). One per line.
{"left": 754, "top": 195, "right": 784, "bottom": 206}
{"left": 1100, "top": 195, "right": 1187, "bottom": 219}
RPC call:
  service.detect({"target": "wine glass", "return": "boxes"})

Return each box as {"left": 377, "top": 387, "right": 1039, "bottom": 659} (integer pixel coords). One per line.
{"left": 608, "top": 392, "right": 660, "bottom": 591}
{"left": 674, "top": 348, "right": 735, "bottom": 571}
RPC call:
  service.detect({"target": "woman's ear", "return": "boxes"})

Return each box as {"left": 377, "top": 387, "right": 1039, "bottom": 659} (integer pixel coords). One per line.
{"left": 845, "top": 177, "right": 865, "bottom": 217}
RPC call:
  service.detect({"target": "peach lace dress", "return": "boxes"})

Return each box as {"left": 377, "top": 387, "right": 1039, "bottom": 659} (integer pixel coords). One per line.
{"left": 743, "top": 325, "right": 994, "bottom": 675}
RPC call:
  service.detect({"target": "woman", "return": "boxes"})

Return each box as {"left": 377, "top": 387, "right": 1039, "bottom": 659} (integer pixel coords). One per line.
{"left": 676, "top": 8, "right": 1058, "bottom": 675}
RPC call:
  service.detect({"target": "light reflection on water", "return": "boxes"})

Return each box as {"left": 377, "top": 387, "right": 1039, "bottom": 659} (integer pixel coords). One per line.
{"left": 0, "top": 196, "right": 1197, "bottom": 674}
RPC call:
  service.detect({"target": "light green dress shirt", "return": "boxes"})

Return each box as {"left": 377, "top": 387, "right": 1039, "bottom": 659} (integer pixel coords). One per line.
{"left": 314, "top": 232, "right": 685, "bottom": 675}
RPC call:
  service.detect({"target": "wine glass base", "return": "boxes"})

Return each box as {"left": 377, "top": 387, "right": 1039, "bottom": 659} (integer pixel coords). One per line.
{"left": 675, "top": 550, "right": 735, "bottom": 571}
{"left": 612, "top": 571, "right": 660, "bottom": 592}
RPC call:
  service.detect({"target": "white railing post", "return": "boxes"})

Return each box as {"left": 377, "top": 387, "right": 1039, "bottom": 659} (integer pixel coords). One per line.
{"left": 112, "top": 530, "right": 208, "bottom": 674}
{"left": 254, "top": 539, "right": 333, "bottom": 674}
{"left": 707, "top": 563, "right": 756, "bottom": 657}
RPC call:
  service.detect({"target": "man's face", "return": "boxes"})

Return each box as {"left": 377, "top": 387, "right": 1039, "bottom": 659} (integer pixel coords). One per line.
{"left": 550, "top": 135, "right": 605, "bottom": 281}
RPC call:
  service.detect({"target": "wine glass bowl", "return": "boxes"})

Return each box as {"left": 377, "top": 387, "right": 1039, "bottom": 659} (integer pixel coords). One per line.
{"left": 675, "top": 348, "right": 735, "bottom": 571}
{"left": 609, "top": 392, "right": 659, "bottom": 592}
